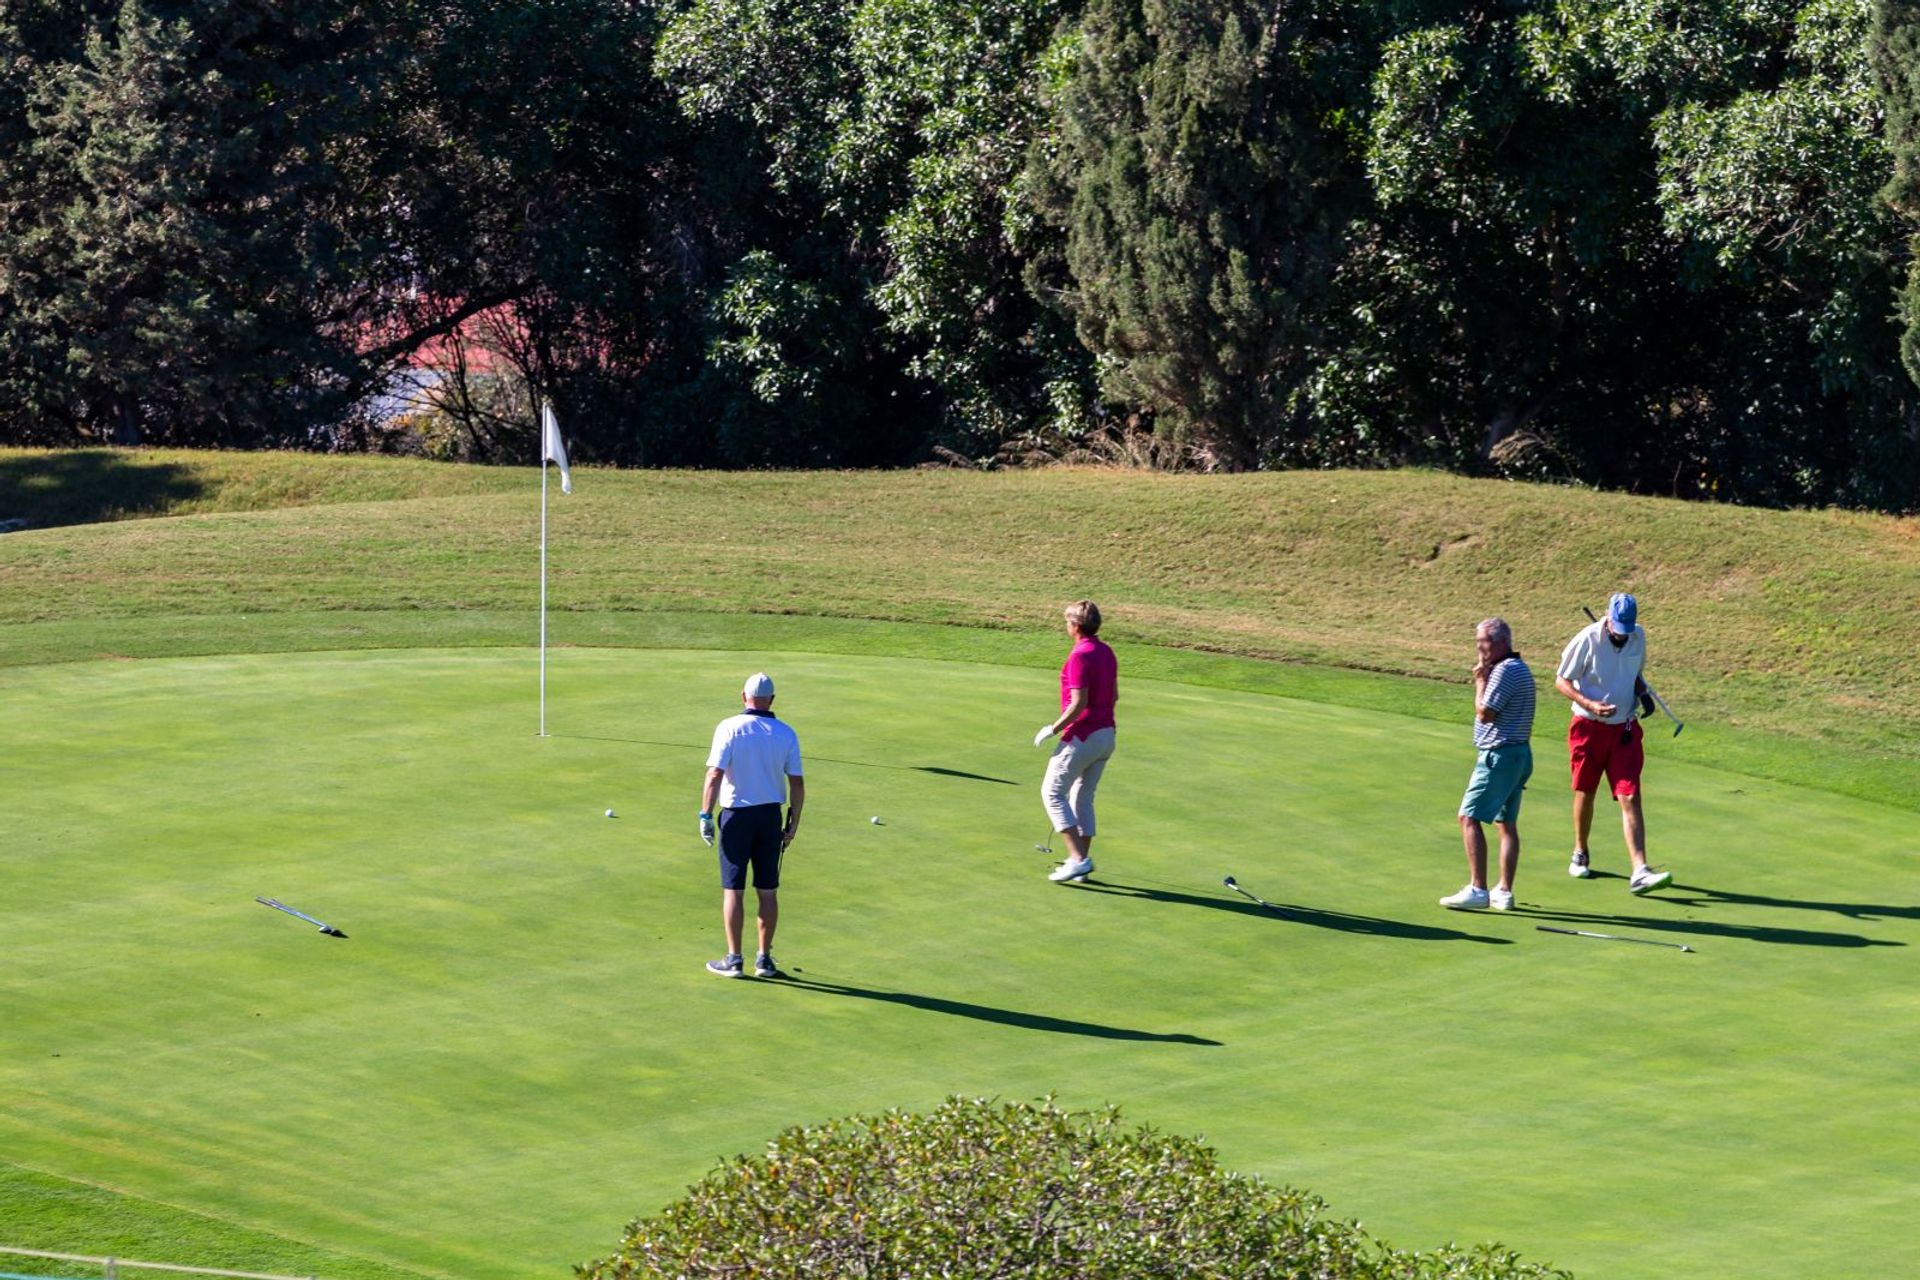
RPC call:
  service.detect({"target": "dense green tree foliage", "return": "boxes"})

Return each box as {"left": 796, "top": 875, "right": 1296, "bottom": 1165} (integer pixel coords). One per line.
{"left": 2, "top": 0, "right": 1917, "bottom": 507}
{"left": 1025, "top": 0, "right": 1355, "bottom": 468}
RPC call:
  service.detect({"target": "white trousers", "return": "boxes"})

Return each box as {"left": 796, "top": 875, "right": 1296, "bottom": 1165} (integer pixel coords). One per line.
{"left": 1041, "top": 727, "right": 1116, "bottom": 838}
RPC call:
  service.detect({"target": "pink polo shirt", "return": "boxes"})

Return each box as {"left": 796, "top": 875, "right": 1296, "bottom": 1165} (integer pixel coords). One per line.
{"left": 1060, "top": 637, "right": 1118, "bottom": 741}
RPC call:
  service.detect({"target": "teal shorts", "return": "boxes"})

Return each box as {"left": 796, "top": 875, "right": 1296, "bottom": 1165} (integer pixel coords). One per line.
{"left": 1460, "top": 743, "right": 1533, "bottom": 824}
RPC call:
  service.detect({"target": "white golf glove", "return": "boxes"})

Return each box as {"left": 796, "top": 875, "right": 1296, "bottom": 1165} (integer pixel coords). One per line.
{"left": 1033, "top": 725, "right": 1055, "bottom": 748}
{"left": 699, "top": 812, "right": 715, "bottom": 846}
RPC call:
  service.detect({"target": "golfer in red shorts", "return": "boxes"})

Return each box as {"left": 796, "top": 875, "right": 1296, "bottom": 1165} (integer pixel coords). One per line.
{"left": 1553, "top": 593, "right": 1672, "bottom": 894}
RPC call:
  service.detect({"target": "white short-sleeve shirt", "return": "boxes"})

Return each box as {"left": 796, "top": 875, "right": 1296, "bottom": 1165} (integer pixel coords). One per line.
{"left": 706, "top": 711, "right": 803, "bottom": 809}
{"left": 1556, "top": 622, "right": 1645, "bottom": 724}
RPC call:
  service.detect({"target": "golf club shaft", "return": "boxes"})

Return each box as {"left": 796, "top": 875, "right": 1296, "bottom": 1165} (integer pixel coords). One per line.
{"left": 1536, "top": 925, "right": 1691, "bottom": 951}
{"left": 1226, "top": 881, "right": 1284, "bottom": 913}
{"left": 1646, "top": 684, "right": 1683, "bottom": 734}
{"left": 258, "top": 896, "right": 341, "bottom": 934}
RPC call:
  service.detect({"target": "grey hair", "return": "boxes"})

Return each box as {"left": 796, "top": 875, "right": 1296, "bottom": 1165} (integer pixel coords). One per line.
{"left": 1477, "top": 617, "right": 1512, "bottom": 646}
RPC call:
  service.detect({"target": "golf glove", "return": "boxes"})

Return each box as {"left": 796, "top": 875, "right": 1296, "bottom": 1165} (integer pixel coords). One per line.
{"left": 1638, "top": 691, "right": 1657, "bottom": 719}
{"left": 699, "top": 812, "right": 715, "bottom": 846}
{"left": 1033, "top": 725, "right": 1055, "bottom": 748}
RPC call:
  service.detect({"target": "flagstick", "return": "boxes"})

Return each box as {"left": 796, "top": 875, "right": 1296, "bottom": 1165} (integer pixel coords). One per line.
{"left": 539, "top": 450, "right": 549, "bottom": 738}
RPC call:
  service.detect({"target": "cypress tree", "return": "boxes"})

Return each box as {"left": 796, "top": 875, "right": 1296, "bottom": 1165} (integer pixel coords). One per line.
{"left": 1026, "top": 0, "right": 1345, "bottom": 468}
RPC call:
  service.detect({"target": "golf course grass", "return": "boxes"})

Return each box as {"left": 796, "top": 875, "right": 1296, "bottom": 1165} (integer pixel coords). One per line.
{"left": 3, "top": 638, "right": 1917, "bottom": 1279}
{"left": 3, "top": 451, "right": 1918, "bottom": 1278}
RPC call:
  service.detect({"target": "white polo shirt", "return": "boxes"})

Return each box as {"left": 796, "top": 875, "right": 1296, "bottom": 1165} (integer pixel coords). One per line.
{"left": 1557, "top": 622, "right": 1645, "bottom": 724}
{"left": 706, "top": 710, "right": 803, "bottom": 809}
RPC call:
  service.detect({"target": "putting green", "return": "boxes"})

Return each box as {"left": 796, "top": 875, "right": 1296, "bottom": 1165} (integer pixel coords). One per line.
{"left": 2, "top": 648, "right": 1916, "bottom": 1279}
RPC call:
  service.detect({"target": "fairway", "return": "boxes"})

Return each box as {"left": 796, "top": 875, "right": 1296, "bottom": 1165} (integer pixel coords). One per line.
{"left": 3, "top": 646, "right": 1917, "bottom": 1279}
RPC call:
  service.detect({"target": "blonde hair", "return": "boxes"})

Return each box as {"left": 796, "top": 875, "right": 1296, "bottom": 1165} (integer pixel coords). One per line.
{"left": 1064, "top": 600, "right": 1102, "bottom": 636}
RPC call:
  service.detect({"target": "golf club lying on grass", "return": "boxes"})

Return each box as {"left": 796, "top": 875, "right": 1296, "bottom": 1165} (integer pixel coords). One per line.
{"left": 1582, "top": 605, "right": 1683, "bottom": 736}
{"left": 257, "top": 896, "right": 347, "bottom": 938}
{"left": 1537, "top": 924, "right": 1690, "bottom": 952}
{"left": 1223, "top": 876, "right": 1287, "bottom": 917}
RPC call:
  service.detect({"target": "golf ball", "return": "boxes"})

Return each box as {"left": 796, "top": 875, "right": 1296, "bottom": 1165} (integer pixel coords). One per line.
{"left": 870, "top": 816, "right": 882, "bottom": 825}
{"left": 605, "top": 809, "right": 616, "bottom": 818}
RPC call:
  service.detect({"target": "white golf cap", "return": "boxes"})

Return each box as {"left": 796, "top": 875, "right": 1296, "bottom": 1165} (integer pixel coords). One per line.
{"left": 743, "top": 672, "right": 775, "bottom": 698}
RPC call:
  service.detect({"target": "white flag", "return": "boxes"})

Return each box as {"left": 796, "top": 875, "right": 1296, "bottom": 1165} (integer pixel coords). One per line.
{"left": 541, "top": 401, "right": 572, "bottom": 495}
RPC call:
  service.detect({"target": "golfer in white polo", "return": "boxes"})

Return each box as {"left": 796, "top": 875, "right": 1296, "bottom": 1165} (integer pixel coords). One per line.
{"left": 699, "top": 672, "right": 804, "bottom": 978}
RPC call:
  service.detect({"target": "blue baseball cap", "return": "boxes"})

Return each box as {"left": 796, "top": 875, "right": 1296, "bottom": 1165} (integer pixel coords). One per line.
{"left": 1607, "top": 593, "right": 1638, "bottom": 633}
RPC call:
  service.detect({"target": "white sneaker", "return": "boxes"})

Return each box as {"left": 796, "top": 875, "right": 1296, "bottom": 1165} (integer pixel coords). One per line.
{"left": 1048, "top": 858, "right": 1094, "bottom": 882}
{"left": 1568, "top": 850, "right": 1592, "bottom": 878}
{"left": 1488, "top": 887, "right": 1514, "bottom": 911}
{"left": 1629, "top": 866, "right": 1673, "bottom": 894}
{"left": 1439, "top": 885, "right": 1490, "bottom": 910}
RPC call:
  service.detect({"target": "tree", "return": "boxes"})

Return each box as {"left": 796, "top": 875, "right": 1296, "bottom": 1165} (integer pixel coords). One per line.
{"left": 1024, "top": 0, "right": 1353, "bottom": 469}
{"left": 0, "top": 0, "right": 405, "bottom": 445}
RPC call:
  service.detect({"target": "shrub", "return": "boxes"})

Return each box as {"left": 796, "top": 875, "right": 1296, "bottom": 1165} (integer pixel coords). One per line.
{"left": 580, "top": 1097, "right": 1569, "bottom": 1279}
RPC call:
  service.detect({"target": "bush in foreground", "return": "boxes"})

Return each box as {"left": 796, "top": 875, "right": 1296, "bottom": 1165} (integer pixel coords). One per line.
{"left": 580, "top": 1098, "right": 1569, "bottom": 1279}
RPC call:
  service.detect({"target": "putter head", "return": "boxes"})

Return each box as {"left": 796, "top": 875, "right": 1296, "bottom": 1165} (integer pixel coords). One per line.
{"left": 321, "top": 927, "right": 347, "bottom": 938}
{"left": 1672, "top": 723, "right": 1684, "bottom": 738}
{"left": 1222, "top": 876, "right": 1237, "bottom": 888}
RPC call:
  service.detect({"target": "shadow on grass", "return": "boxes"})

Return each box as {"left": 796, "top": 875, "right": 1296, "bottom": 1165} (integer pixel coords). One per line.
{"left": 1661, "top": 881, "right": 1920, "bottom": 923}
{"left": 1514, "top": 905, "right": 1902, "bottom": 949}
{"left": 0, "top": 449, "right": 204, "bottom": 528}
{"left": 770, "top": 975, "right": 1221, "bottom": 1045}
{"left": 548, "top": 734, "right": 1019, "bottom": 785}
{"left": 1072, "top": 880, "right": 1513, "bottom": 945}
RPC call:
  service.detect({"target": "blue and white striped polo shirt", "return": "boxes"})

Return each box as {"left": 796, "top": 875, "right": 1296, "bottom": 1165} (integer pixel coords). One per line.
{"left": 1475, "top": 655, "right": 1536, "bottom": 749}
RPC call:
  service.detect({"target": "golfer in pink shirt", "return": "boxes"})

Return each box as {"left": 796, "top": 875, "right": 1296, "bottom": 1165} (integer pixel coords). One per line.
{"left": 1034, "top": 600, "right": 1118, "bottom": 883}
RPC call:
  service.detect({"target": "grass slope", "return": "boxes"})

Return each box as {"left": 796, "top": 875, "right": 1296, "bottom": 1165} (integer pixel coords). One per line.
{"left": 2, "top": 450, "right": 1916, "bottom": 808}
{"left": 3, "top": 643, "right": 1919, "bottom": 1280}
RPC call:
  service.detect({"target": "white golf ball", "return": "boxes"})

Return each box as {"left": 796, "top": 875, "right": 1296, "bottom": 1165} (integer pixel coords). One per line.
{"left": 870, "top": 816, "right": 882, "bottom": 825}
{"left": 605, "top": 809, "right": 616, "bottom": 818}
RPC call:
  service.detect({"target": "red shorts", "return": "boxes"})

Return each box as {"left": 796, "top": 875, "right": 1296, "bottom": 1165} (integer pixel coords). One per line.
{"left": 1568, "top": 717, "right": 1642, "bottom": 797}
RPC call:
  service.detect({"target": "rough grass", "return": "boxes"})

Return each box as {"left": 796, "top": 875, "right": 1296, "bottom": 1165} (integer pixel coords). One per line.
{"left": 2, "top": 448, "right": 1916, "bottom": 809}
{"left": 7, "top": 452, "right": 1912, "bottom": 809}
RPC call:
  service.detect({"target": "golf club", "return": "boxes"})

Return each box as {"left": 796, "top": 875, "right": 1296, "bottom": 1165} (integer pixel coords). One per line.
{"left": 1536, "top": 924, "right": 1691, "bottom": 952}
{"left": 1035, "top": 825, "right": 1054, "bottom": 856}
{"left": 257, "top": 896, "right": 347, "bottom": 938}
{"left": 1222, "top": 875, "right": 1287, "bottom": 917}
{"left": 1581, "top": 605, "right": 1683, "bottom": 736}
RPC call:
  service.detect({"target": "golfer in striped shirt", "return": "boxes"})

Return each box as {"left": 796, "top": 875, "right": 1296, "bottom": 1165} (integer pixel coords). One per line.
{"left": 1441, "top": 618, "right": 1536, "bottom": 911}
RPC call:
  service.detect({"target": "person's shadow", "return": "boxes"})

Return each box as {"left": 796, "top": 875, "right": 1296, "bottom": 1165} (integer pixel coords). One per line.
{"left": 1070, "top": 880, "right": 1513, "bottom": 944}
{"left": 1658, "top": 881, "right": 1920, "bottom": 923}
{"left": 1512, "top": 903, "right": 1901, "bottom": 949}
{"left": 764, "top": 975, "right": 1221, "bottom": 1045}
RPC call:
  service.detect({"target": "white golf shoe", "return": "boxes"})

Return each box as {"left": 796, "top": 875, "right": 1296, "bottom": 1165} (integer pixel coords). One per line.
{"left": 1439, "top": 884, "right": 1490, "bottom": 910}
{"left": 1568, "top": 850, "right": 1592, "bottom": 878}
{"left": 1048, "top": 858, "right": 1094, "bottom": 883}
{"left": 1488, "top": 887, "right": 1514, "bottom": 911}
{"left": 1629, "top": 866, "right": 1674, "bottom": 894}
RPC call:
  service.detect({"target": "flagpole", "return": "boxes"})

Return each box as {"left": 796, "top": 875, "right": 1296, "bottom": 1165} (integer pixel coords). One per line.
{"left": 539, "top": 444, "right": 549, "bottom": 738}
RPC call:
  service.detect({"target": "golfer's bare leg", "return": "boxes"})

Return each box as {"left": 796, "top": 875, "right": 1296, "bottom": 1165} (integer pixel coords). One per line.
{"left": 1459, "top": 814, "right": 1488, "bottom": 889}
{"left": 755, "top": 888, "right": 778, "bottom": 954}
{"left": 1060, "top": 827, "right": 1091, "bottom": 862}
{"left": 722, "top": 889, "right": 744, "bottom": 956}
{"left": 1619, "top": 793, "right": 1648, "bottom": 870}
{"left": 1572, "top": 788, "right": 1596, "bottom": 852}
{"left": 1494, "top": 820, "right": 1519, "bottom": 894}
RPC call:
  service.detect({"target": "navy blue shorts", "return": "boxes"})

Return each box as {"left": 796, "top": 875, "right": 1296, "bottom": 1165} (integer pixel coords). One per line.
{"left": 718, "top": 803, "right": 783, "bottom": 890}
